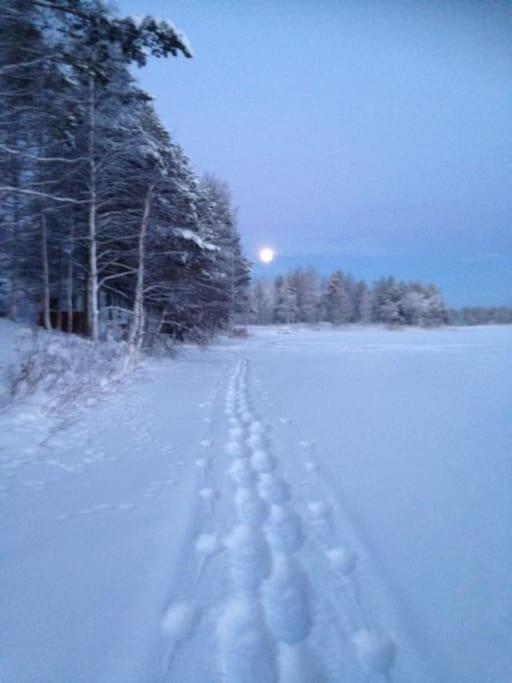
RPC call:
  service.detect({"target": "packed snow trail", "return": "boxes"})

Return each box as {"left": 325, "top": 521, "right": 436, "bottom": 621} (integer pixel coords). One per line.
{"left": 1, "top": 326, "right": 511, "bottom": 682}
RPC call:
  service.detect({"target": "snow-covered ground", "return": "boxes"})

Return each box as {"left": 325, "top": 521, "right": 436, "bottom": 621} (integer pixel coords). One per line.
{"left": 1, "top": 324, "right": 511, "bottom": 682}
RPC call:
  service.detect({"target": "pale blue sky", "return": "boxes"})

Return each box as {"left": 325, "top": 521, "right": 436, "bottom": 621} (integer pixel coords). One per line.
{"left": 118, "top": 0, "right": 511, "bottom": 306}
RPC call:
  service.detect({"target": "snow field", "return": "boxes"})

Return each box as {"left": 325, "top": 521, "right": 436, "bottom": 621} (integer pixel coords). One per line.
{"left": 253, "top": 365, "right": 399, "bottom": 681}
{"left": 160, "top": 367, "right": 231, "bottom": 674}
{"left": 4, "top": 326, "right": 510, "bottom": 682}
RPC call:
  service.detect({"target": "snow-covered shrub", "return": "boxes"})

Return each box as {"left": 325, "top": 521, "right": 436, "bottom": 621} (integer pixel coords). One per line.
{"left": 1, "top": 328, "right": 128, "bottom": 415}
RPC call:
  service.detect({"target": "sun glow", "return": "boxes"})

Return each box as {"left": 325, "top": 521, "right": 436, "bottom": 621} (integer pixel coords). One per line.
{"left": 259, "top": 247, "right": 275, "bottom": 264}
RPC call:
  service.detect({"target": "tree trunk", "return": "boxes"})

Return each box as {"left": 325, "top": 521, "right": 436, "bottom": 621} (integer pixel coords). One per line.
{"left": 56, "top": 243, "right": 64, "bottom": 330}
{"left": 128, "top": 184, "right": 153, "bottom": 354}
{"left": 9, "top": 200, "right": 19, "bottom": 321}
{"left": 8, "top": 158, "right": 20, "bottom": 321}
{"left": 41, "top": 211, "right": 51, "bottom": 330}
{"left": 156, "top": 306, "right": 168, "bottom": 334}
{"left": 87, "top": 74, "right": 99, "bottom": 342}
{"left": 228, "top": 249, "right": 235, "bottom": 335}
{"left": 66, "top": 216, "right": 75, "bottom": 333}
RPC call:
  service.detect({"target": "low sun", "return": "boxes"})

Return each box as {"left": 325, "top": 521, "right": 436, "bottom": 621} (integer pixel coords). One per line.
{"left": 259, "top": 247, "right": 275, "bottom": 264}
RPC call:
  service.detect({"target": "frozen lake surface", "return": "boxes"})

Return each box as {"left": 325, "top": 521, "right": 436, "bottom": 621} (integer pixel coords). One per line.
{"left": 1, "top": 324, "right": 511, "bottom": 682}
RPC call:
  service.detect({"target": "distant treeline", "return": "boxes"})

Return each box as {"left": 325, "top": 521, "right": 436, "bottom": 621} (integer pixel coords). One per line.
{"left": 249, "top": 269, "right": 512, "bottom": 327}
{"left": 449, "top": 307, "right": 512, "bottom": 326}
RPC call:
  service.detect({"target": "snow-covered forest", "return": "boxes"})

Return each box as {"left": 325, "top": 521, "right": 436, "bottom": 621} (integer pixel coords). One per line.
{"left": 250, "top": 271, "right": 450, "bottom": 327}
{"left": 250, "top": 272, "right": 512, "bottom": 328}
{"left": 0, "top": 1, "right": 249, "bottom": 350}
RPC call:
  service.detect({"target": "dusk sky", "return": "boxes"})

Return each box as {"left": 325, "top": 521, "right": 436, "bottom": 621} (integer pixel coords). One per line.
{"left": 118, "top": 0, "right": 511, "bottom": 307}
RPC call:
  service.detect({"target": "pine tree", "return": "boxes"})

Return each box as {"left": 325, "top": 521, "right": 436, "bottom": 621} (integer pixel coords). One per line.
{"left": 1, "top": 0, "right": 251, "bottom": 349}
{"left": 325, "top": 271, "right": 351, "bottom": 325}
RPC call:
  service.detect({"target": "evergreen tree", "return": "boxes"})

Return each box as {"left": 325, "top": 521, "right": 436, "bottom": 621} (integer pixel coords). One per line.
{"left": 0, "top": 0, "right": 250, "bottom": 349}
{"left": 325, "top": 271, "right": 351, "bottom": 325}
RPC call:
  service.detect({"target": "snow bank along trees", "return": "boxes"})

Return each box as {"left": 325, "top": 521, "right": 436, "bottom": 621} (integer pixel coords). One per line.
{"left": 0, "top": 0, "right": 249, "bottom": 348}
{"left": 250, "top": 270, "right": 451, "bottom": 327}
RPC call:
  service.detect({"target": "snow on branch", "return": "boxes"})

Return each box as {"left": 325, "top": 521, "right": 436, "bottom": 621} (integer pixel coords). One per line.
{"left": 173, "top": 228, "right": 218, "bottom": 252}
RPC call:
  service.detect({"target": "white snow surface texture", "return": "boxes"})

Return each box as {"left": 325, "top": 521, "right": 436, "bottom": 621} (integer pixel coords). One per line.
{"left": 1, "top": 322, "right": 511, "bottom": 682}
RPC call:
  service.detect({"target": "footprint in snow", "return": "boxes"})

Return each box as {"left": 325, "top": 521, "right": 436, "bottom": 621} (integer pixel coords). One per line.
{"left": 304, "top": 460, "right": 319, "bottom": 474}
{"left": 117, "top": 502, "right": 136, "bottom": 511}
{"left": 147, "top": 480, "right": 164, "bottom": 489}
{"left": 195, "top": 532, "right": 220, "bottom": 557}
{"left": 279, "top": 642, "right": 328, "bottom": 682}
{"left": 353, "top": 629, "right": 397, "bottom": 680}
{"left": 162, "top": 601, "right": 200, "bottom": 671}
{"left": 299, "top": 440, "right": 315, "bottom": 450}
{"left": 228, "top": 459, "right": 256, "bottom": 487}
{"left": 93, "top": 502, "right": 115, "bottom": 511}
{"left": 24, "top": 480, "right": 47, "bottom": 491}
{"left": 265, "top": 505, "right": 305, "bottom": 553}
{"left": 229, "top": 426, "right": 244, "bottom": 440}
{"left": 234, "top": 487, "right": 269, "bottom": 525}
{"left": 249, "top": 421, "right": 266, "bottom": 435}
{"left": 251, "top": 450, "right": 276, "bottom": 473}
{"left": 224, "top": 524, "right": 272, "bottom": 591}
{"left": 225, "top": 441, "right": 244, "bottom": 457}
{"left": 325, "top": 547, "right": 358, "bottom": 576}
{"left": 247, "top": 433, "right": 268, "bottom": 450}
{"left": 195, "top": 458, "right": 210, "bottom": 480}
{"left": 217, "top": 593, "right": 278, "bottom": 682}
{"left": 194, "top": 532, "right": 221, "bottom": 581}
{"left": 307, "top": 501, "right": 331, "bottom": 521}
{"left": 258, "top": 473, "right": 291, "bottom": 505}
{"left": 262, "top": 554, "right": 312, "bottom": 645}
{"left": 199, "top": 487, "right": 220, "bottom": 512}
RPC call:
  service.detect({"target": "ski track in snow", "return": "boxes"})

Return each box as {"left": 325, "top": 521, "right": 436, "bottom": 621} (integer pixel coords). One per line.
{"left": 158, "top": 357, "right": 399, "bottom": 682}
{"left": 1, "top": 353, "right": 400, "bottom": 682}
